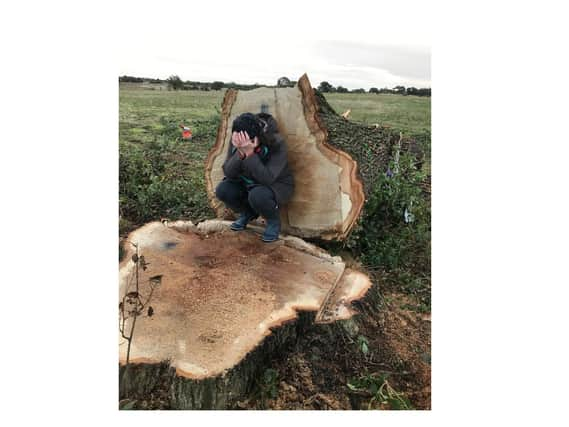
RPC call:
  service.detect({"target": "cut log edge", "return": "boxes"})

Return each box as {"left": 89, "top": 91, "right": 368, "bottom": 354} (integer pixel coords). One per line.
{"left": 205, "top": 88, "right": 238, "bottom": 218}
{"left": 315, "top": 268, "right": 374, "bottom": 324}
{"left": 297, "top": 74, "right": 365, "bottom": 240}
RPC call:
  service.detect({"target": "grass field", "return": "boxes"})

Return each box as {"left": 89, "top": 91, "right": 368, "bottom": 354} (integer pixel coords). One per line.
{"left": 324, "top": 92, "right": 430, "bottom": 134}
{"left": 119, "top": 84, "right": 430, "bottom": 145}
{"left": 119, "top": 85, "right": 224, "bottom": 145}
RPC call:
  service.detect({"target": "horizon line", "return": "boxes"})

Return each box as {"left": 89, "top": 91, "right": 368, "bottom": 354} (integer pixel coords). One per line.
{"left": 118, "top": 74, "right": 432, "bottom": 91}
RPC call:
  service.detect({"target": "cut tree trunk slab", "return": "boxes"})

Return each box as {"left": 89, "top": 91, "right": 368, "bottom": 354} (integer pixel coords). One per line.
{"left": 119, "top": 220, "right": 371, "bottom": 408}
{"left": 205, "top": 74, "right": 365, "bottom": 240}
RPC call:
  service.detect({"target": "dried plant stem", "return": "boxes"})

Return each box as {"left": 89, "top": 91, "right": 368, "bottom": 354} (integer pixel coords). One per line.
{"left": 125, "top": 245, "right": 140, "bottom": 365}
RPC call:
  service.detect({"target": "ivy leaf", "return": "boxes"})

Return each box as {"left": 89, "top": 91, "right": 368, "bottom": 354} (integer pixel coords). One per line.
{"left": 369, "top": 382, "right": 379, "bottom": 395}
{"left": 131, "top": 253, "right": 139, "bottom": 263}
{"left": 119, "top": 400, "right": 136, "bottom": 410}
{"left": 357, "top": 335, "right": 369, "bottom": 355}
{"left": 263, "top": 368, "right": 277, "bottom": 384}
{"left": 388, "top": 397, "right": 405, "bottom": 410}
{"left": 347, "top": 381, "right": 361, "bottom": 391}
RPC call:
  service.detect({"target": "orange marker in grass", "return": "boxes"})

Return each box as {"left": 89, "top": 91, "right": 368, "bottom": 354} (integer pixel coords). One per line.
{"left": 179, "top": 124, "right": 192, "bottom": 140}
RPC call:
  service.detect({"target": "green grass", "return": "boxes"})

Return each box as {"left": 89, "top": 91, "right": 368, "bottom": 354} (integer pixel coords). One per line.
{"left": 324, "top": 93, "right": 430, "bottom": 134}
{"left": 119, "top": 85, "right": 431, "bottom": 144}
{"left": 120, "top": 84, "right": 224, "bottom": 145}
{"left": 119, "top": 85, "right": 225, "bottom": 233}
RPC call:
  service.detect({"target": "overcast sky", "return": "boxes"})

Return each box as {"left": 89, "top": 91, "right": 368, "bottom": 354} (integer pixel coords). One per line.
{"left": 116, "top": 1, "right": 431, "bottom": 90}
{"left": 119, "top": 39, "right": 430, "bottom": 90}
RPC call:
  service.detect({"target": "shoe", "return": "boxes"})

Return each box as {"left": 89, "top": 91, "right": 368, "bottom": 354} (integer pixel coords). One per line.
{"left": 230, "top": 211, "right": 258, "bottom": 231}
{"left": 262, "top": 218, "right": 281, "bottom": 242}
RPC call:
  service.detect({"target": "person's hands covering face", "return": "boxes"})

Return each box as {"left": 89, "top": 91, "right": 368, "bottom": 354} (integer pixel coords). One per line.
{"left": 232, "top": 131, "right": 258, "bottom": 156}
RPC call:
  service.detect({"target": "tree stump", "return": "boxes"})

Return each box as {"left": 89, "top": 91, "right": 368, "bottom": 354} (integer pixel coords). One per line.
{"left": 119, "top": 220, "right": 371, "bottom": 409}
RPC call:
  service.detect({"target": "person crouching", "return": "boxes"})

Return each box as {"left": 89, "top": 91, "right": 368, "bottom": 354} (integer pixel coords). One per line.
{"left": 215, "top": 112, "right": 294, "bottom": 242}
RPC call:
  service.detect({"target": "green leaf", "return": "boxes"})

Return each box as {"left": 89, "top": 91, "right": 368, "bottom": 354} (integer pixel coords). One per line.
{"left": 357, "top": 335, "right": 369, "bottom": 354}
{"left": 269, "top": 386, "right": 278, "bottom": 399}
{"left": 263, "top": 368, "right": 277, "bottom": 384}
{"left": 347, "top": 382, "right": 360, "bottom": 391}
{"left": 119, "top": 400, "right": 136, "bottom": 410}
{"left": 369, "top": 382, "right": 379, "bottom": 395}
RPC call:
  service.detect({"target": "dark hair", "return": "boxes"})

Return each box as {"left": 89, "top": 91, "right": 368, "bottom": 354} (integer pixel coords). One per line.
{"left": 256, "top": 113, "right": 281, "bottom": 150}
{"left": 231, "top": 112, "right": 282, "bottom": 151}
{"left": 231, "top": 113, "right": 261, "bottom": 140}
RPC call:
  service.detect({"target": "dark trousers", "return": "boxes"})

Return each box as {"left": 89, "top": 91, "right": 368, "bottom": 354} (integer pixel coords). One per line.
{"left": 215, "top": 179, "right": 279, "bottom": 220}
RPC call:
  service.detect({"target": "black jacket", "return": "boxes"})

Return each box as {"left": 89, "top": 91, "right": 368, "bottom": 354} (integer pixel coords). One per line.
{"left": 222, "top": 133, "right": 295, "bottom": 205}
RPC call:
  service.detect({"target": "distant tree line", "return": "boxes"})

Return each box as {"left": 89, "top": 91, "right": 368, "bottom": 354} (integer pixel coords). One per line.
{"left": 119, "top": 75, "right": 162, "bottom": 84}
{"left": 314, "top": 79, "right": 431, "bottom": 96}
{"left": 119, "top": 75, "right": 144, "bottom": 83}
{"left": 119, "top": 75, "right": 268, "bottom": 91}
{"left": 317, "top": 81, "right": 430, "bottom": 96}
{"left": 118, "top": 75, "right": 430, "bottom": 96}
